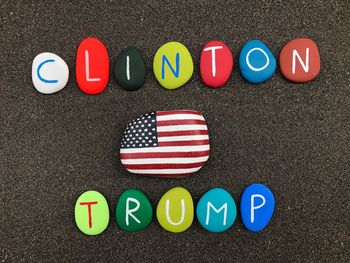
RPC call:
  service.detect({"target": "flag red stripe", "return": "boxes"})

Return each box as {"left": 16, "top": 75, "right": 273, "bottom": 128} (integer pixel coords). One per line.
{"left": 157, "top": 130, "right": 208, "bottom": 137}
{"left": 157, "top": 110, "right": 201, "bottom": 116}
{"left": 124, "top": 162, "right": 205, "bottom": 170}
{"left": 129, "top": 173, "right": 195, "bottom": 178}
{"left": 157, "top": 119, "right": 206, "bottom": 126}
{"left": 158, "top": 140, "right": 209, "bottom": 147}
{"left": 120, "top": 150, "right": 210, "bottom": 159}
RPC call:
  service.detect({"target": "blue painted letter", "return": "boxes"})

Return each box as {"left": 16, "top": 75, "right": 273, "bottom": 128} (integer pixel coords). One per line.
{"left": 161, "top": 53, "right": 180, "bottom": 79}
{"left": 37, "top": 59, "right": 58, "bottom": 83}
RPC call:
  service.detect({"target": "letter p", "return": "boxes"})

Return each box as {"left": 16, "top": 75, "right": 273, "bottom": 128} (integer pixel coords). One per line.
{"left": 250, "top": 194, "right": 266, "bottom": 223}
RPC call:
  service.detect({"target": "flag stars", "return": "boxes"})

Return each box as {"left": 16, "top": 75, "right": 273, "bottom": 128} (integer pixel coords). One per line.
{"left": 121, "top": 112, "right": 157, "bottom": 149}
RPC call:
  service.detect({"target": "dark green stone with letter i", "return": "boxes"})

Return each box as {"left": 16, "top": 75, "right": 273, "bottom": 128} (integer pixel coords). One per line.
{"left": 115, "top": 189, "right": 153, "bottom": 231}
{"left": 114, "top": 47, "right": 146, "bottom": 91}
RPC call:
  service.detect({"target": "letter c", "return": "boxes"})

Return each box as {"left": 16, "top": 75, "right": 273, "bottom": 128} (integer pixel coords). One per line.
{"left": 37, "top": 59, "right": 58, "bottom": 83}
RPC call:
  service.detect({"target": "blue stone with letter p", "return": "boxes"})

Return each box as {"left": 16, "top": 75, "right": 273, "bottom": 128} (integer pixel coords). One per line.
{"left": 239, "top": 40, "right": 276, "bottom": 84}
{"left": 240, "top": 183, "right": 275, "bottom": 232}
{"left": 196, "top": 188, "right": 237, "bottom": 233}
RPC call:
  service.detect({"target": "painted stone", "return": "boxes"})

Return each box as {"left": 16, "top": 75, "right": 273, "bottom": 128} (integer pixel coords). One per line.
{"left": 74, "top": 190, "right": 110, "bottom": 235}
{"left": 279, "top": 38, "right": 320, "bottom": 82}
{"left": 115, "top": 189, "right": 153, "bottom": 232}
{"left": 32, "top": 52, "right": 69, "bottom": 94}
{"left": 119, "top": 110, "right": 210, "bottom": 178}
{"left": 200, "top": 41, "right": 233, "bottom": 88}
{"left": 240, "top": 184, "right": 275, "bottom": 232}
{"left": 153, "top": 42, "right": 194, "bottom": 89}
{"left": 76, "top": 37, "right": 109, "bottom": 94}
{"left": 156, "top": 187, "right": 194, "bottom": 233}
{"left": 196, "top": 188, "right": 237, "bottom": 233}
{"left": 239, "top": 40, "right": 276, "bottom": 84}
{"left": 114, "top": 47, "right": 146, "bottom": 91}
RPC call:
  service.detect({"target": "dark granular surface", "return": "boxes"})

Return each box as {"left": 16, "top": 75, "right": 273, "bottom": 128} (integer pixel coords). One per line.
{"left": 1, "top": 0, "right": 349, "bottom": 262}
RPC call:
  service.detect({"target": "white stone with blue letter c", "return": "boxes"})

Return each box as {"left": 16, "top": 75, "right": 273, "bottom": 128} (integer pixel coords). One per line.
{"left": 240, "top": 183, "right": 275, "bottom": 232}
{"left": 32, "top": 52, "right": 69, "bottom": 94}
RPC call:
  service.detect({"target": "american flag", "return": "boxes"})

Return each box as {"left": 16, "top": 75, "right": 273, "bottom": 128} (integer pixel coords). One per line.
{"left": 120, "top": 110, "right": 210, "bottom": 178}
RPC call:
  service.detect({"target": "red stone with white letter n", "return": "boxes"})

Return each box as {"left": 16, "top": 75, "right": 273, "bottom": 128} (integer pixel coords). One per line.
{"left": 279, "top": 38, "right": 320, "bottom": 83}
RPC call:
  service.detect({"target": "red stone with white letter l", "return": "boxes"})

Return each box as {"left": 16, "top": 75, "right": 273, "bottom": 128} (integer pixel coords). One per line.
{"left": 76, "top": 37, "right": 110, "bottom": 94}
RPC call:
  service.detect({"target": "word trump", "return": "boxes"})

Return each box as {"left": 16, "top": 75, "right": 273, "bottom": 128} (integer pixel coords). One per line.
{"left": 74, "top": 184, "right": 275, "bottom": 235}
{"left": 32, "top": 38, "right": 320, "bottom": 94}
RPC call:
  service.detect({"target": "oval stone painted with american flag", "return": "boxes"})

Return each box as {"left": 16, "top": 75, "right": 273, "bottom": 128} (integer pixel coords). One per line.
{"left": 120, "top": 110, "right": 210, "bottom": 178}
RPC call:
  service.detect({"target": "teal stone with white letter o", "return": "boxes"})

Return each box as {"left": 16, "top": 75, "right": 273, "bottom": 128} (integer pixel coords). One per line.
{"left": 196, "top": 188, "right": 237, "bottom": 233}
{"left": 240, "top": 183, "right": 275, "bottom": 232}
{"left": 239, "top": 40, "right": 276, "bottom": 84}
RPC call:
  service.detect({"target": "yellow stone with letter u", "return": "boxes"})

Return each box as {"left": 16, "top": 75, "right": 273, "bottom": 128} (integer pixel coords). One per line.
{"left": 153, "top": 41, "right": 194, "bottom": 89}
{"left": 156, "top": 187, "right": 194, "bottom": 233}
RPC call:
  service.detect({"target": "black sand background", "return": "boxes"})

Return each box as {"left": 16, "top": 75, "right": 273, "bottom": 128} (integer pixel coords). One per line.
{"left": 1, "top": 0, "right": 349, "bottom": 262}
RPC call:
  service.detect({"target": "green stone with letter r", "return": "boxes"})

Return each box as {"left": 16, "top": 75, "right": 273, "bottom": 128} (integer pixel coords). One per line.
{"left": 116, "top": 189, "right": 153, "bottom": 232}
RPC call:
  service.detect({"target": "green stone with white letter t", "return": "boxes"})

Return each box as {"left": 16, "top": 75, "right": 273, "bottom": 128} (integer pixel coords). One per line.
{"left": 115, "top": 189, "right": 153, "bottom": 232}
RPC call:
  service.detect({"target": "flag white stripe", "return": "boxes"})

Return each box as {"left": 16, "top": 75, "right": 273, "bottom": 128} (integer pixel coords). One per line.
{"left": 126, "top": 167, "right": 203, "bottom": 174}
{"left": 157, "top": 125, "right": 207, "bottom": 132}
{"left": 121, "top": 156, "right": 209, "bottom": 164}
{"left": 158, "top": 135, "right": 209, "bottom": 142}
{"left": 120, "top": 145, "right": 210, "bottom": 153}
{"left": 156, "top": 114, "right": 205, "bottom": 121}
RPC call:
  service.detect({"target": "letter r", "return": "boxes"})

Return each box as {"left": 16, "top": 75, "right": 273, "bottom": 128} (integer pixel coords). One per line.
{"left": 126, "top": 197, "right": 141, "bottom": 226}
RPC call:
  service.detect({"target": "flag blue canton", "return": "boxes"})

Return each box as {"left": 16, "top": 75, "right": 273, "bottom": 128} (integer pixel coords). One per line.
{"left": 121, "top": 112, "right": 158, "bottom": 148}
